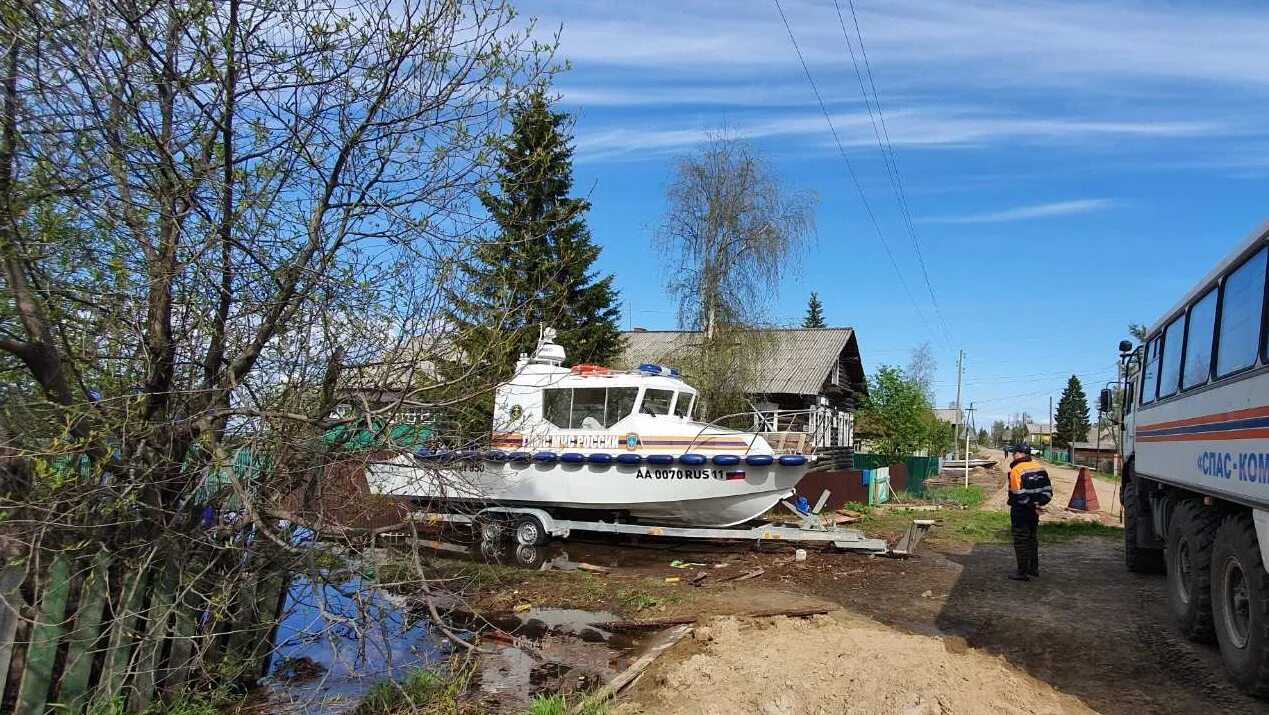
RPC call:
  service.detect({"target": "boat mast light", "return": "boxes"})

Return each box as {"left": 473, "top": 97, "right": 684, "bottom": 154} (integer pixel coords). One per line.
{"left": 637, "top": 363, "right": 680, "bottom": 378}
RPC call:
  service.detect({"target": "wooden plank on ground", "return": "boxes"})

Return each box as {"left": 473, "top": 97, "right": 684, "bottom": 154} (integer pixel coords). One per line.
{"left": 57, "top": 552, "right": 111, "bottom": 713}
{"left": 0, "top": 563, "right": 28, "bottom": 702}
{"left": 15, "top": 553, "right": 72, "bottom": 715}
{"left": 569, "top": 624, "right": 692, "bottom": 714}
{"left": 592, "top": 606, "right": 831, "bottom": 632}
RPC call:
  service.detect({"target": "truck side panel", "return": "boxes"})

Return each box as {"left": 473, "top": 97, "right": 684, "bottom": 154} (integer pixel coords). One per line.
{"left": 1135, "top": 371, "right": 1269, "bottom": 508}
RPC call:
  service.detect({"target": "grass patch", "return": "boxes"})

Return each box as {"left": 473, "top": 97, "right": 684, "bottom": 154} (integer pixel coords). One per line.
{"left": 925, "top": 485, "right": 986, "bottom": 509}
{"left": 523, "top": 693, "right": 609, "bottom": 715}
{"left": 859, "top": 504, "right": 1122, "bottom": 546}
{"left": 617, "top": 587, "right": 683, "bottom": 612}
{"left": 352, "top": 662, "right": 472, "bottom": 715}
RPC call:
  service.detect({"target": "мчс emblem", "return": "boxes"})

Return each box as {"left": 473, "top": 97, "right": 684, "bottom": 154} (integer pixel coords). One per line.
{"left": 624, "top": 432, "right": 640, "bottom": 451}
{"left": 509, "top": 404, "right": 523, "bottom": 420}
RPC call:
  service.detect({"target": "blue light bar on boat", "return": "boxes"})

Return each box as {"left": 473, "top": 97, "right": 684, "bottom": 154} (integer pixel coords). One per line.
{"left": 637, "top": 363, "right": 680, "bottom": 377}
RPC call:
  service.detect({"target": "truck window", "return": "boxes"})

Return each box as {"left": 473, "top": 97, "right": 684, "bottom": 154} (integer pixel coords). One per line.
{"left": 543, "top": 388, "right": 571, "bottom": 428}
{"left": 1141, "top": 337, "right": 1161, "bottom": 405}
{"left": 1182, "top": 289, "right": 1217, "bottom": 390}
{"left": 1158, "top": 316, "right": 1185, "bottom": 399}
{"left": 1216, "top": 246, "right": 1267, "bottom": 377}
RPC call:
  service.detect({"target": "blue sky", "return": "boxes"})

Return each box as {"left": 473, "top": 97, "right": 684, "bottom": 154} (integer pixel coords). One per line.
{"left": 521, "top": 0, "right": 1269, "bottom": 428}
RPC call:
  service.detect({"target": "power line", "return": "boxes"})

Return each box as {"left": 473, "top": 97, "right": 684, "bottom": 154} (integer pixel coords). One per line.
{"left": 831, "top": 0, "right": 956, "bottom": 352}
{"left": 771, "top": 0, "right": 956, "bottom": 358}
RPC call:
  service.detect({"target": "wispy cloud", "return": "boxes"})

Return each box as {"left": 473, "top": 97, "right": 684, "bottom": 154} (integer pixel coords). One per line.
{"left": 919, "top": 199, "right": 1117, "bottom": 224}
{"left": 573, "top": 107, "right": 1219, "bottom": 161}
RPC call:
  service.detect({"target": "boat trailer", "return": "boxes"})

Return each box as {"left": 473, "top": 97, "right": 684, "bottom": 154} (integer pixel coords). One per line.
{"left": 411, "top": 490, "right": 934, "bottom": 557}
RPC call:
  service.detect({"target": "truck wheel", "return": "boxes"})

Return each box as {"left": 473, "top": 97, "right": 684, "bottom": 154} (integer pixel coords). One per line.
{"left": 1123, "top": 476, "right": 1165, "bottom": 574}
{"left": 1210, "top": 513, "right": 1269, "bottom": 696}
{"left": 1166, "top": 500, "right": 1219, "bottom": 642}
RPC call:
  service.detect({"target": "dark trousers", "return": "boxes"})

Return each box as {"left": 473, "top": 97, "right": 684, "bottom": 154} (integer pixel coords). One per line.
{"left": 1010, "top": 508, "right": 1039, "bottom": 575}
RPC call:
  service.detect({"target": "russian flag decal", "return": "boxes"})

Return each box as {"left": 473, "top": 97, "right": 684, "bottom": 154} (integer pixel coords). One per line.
{"left": 725, "top": 470, "right": 747, "bottom": 481}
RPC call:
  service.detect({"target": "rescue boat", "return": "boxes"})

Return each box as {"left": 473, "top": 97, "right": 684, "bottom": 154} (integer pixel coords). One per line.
{"left": 366, "top": 328, "right": 814, "bottom": 527}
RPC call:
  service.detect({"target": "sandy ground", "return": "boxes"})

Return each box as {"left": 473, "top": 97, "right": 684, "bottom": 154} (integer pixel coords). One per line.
{"left": 980, "top": 449, "right": 1122, "bottom": 522}
{"left": 615, "top": 612, "right": 1096, "bottom": 715}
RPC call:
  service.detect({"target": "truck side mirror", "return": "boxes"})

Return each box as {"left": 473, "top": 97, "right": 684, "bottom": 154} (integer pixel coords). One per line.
{"left": 1098, "top": 388, "right": 1113, "bottom": 414}
{"left": 1118, "top": 340, "right": 1133, "bottom": 355}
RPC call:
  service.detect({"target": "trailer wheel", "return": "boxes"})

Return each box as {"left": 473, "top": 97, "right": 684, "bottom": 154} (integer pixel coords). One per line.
{"left": 1123, "top": 475, "right": 1165, "bottom": 574}
{"left": 1210, "top": 513, "right": 1269, "bottom": 695}
{"left": 474, "top": 517, "right": 505, "bottom": 545}
{"left": 1166, "top": 500, "right": 1219, "bottom": 642}
{"left": 514, "top": 515, "right": 549, "bottom": 546}
{"left": 514, "top": 544, "right": 543, "bottom": 568}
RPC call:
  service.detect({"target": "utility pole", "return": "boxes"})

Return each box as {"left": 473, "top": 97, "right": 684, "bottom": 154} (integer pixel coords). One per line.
{"left": 1048, "top": 395, "right": 1054, "bottom": 457}
{"left": 953, "top": 350, "right": 964, "bottom": 459}
{"left": 964, "top": 402, "right": 976, "bottom": 487}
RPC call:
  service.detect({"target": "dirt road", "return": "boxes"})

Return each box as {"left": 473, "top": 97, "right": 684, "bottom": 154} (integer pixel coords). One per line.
{"left": 982, "top": 448, "right": 1123, "bottom": 521}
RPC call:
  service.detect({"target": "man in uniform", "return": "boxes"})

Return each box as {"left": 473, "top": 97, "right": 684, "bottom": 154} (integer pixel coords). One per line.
{"left": 1006, "top": 444, "right": 1053, "bottom": 581}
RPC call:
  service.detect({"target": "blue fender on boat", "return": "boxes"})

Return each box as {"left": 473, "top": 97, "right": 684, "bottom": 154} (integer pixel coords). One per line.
{"left": 560, "top": 452, "right": 586, "bottom": 464}
{"left": 646, "top": 454, "right": 674, "bottom": 465}
{"left": 744, "top": 454, "right": 774, "bottom": 466}
{"left": 456, "top": 450, "right": 481, "bottom": 460}
{"left": 778, "top": 454, "right": 808, "bottom": 467}
{"left": 615, "top": 453, "right": 644, "bottom": 465}
{"left": 534, "top": 451, "right": 559, "bottom": 463}
{"left": 483, "top": 450, "right": 509, "bottom": 462}
{"left": 588, "top": 453, "right": 614, "bottom": 464}
{"left": 414, "top": 449, "right": 435, "bottom": 460}
{"left": 432, "top": 450, "right": 455, "bottom": 460}
{"left": 711, "top": 454, "right": 741, "bottom": 466}
{"left": 678, "top": 453, "right": 707, "bottom": 466}
{"left": 507, "top": 451, "right": 532, "bottom": 463}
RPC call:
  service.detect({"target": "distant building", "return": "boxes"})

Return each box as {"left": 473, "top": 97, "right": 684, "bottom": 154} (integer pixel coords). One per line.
{"left": 1026, "top": 422, "right": 1052, "bottom": 448}
{"left": 618, "top": 327, "right": 867, "bottom": 451}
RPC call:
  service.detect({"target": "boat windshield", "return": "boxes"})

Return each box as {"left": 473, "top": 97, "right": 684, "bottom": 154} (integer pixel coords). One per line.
{"left": 641, "top": 388, "right": 674, "bottom": 416}
{"left": 543, "top": 387, "right": 638, "bottom": 429}
{"left": 673, "top": 393, "right": 693, "bottom": 418}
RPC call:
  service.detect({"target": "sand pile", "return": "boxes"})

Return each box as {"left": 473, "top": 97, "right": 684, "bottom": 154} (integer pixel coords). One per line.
{"left": 615, "top": 613, "right": 1096, "bottom": 715}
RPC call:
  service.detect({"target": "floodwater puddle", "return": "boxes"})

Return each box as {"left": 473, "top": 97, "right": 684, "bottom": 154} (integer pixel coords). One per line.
{"left": 254, "top": 562, "right": 640, "bottom": 714}
{"left": 255, "top": 573, "right": 452, "bottom": 714}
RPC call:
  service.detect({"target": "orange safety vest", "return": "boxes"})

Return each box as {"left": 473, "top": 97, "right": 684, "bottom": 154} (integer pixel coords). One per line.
{"left": 1008, "top": 458, "right": 1053, "bottom": 508}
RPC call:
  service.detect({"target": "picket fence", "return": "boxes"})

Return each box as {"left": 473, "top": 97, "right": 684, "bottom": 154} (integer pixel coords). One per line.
{"left": 0, "top": 541, "right": 289, "bottom": 714}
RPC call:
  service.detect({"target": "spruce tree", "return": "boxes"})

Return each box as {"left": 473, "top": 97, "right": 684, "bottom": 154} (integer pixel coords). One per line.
{"left": 446, "top": 88, "right": 621, "bottom": 380}
{"left": 803, "top": 292, "right": 827, "bottom": 328}
{"left": 1053, "top": 375, "right": 1092, "bottom": 448}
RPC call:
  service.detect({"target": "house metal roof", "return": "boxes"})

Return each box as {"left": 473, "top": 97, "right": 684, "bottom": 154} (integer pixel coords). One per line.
{"left": 617, "top": 328, "right": 866, "bottom": 397}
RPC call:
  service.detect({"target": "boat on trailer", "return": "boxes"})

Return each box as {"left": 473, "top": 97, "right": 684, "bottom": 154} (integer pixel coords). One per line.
{"left": 367, "top": 328, "right": 815, "bottom": 527}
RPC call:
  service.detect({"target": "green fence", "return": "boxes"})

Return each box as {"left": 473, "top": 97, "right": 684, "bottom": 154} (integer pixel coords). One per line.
{"left": 1, "top": 541, "right": 288, "bottom": 714}
{"left": 853, "top": 454, "right": 941, "bottom": 496}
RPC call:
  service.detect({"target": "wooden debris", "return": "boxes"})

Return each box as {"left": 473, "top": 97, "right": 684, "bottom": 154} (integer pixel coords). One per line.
{"left": 591, "top": 606, "right": 832, "bottom": 632}
{"left": 576, "top": 562, "right": 612, "bottom": 575}
{"left": 689, "top": 572, "right": 709, "bottom": 586}
{"left": 714, "top": 567, "right": 765, "bottom": 584}
{"left": 569, "top": 624, "right": 692, "bottom": 714}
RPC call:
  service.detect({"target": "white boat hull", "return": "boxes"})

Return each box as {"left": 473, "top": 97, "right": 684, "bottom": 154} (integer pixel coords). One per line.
{"left": 366, "top": 456, "right": 809, "bottom": 527}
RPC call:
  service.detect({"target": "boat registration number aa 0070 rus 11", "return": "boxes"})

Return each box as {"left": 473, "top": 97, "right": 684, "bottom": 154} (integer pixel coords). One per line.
{"left": 635, "top": 468, "right": 746, "bottom": 481}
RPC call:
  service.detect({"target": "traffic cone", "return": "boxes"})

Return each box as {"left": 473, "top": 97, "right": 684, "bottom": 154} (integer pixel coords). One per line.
{"left": 1067, "top": 466, "right": 1100, "bottom": 512}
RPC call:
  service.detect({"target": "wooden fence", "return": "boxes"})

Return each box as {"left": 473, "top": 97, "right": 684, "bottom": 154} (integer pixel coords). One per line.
{"left": 0, "top": 539, "right": 290, "bottom": 714}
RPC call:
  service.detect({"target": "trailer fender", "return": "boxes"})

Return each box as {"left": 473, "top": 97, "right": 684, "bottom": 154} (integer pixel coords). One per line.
{"left": 1253, "top": 509, "right": 1269, "bottom": 576}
